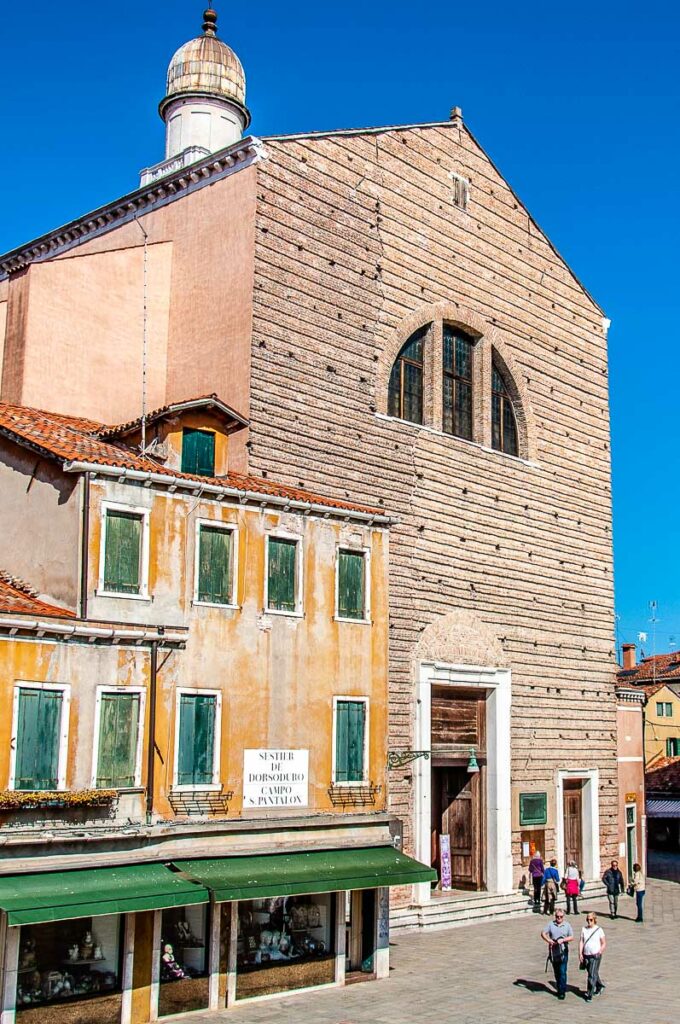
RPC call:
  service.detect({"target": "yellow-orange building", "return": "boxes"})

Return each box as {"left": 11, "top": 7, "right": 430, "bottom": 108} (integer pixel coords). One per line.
{"left": 618, "top": 644, "right": 680, "bottom": 765}
{"left": 0, "top": 397, "right": 433, "bottom": 1023}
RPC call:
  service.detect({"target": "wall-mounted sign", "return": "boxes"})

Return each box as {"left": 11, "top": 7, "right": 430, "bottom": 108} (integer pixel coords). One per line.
{"left": 243, "top": 749, "right": 309, "bottom": 808}
{"left": 439, "top": 834, "right": 452, "bottom": 891}
{"left": 519, "top": 791, "right": 548, "bottom": 826}
{"left": 625, "top": 792, "right": 638, "bottom": 803}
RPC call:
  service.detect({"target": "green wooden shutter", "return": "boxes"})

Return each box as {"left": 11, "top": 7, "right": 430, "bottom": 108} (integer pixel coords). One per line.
{"left": 198, "top": 527, "right": 232, "bottom": 604}
{"left": 96, "top": 692, "right": 140, "bottom": 788}
{"left": 104, "top": 511, "right": 142, "bottom": 594}
{"left": 335, "top": 700, "right": 366, "bottom": 783}
{"left": 338, "top": 551, "right": 365, "bottom": 619}
{"left": 177, "top": 694, "right": 217, "bottom": 786}
{"left": 182, "top": 429, "right": 215, "bottom": 477}
{"left": 15, "top": 688, "right": 62, "bottom": 790}
{"left": 267, "top": 538, "right": 297, "bottom": 612}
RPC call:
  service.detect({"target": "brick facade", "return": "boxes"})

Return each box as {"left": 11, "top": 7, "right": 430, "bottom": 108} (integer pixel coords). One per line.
{"left": 246, "top": 121, "right": 618, "bottom": 888}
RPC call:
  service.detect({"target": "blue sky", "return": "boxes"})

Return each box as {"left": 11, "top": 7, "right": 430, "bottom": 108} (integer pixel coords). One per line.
{"left": 1, "top": 1, "right": 678, "bottom": 655}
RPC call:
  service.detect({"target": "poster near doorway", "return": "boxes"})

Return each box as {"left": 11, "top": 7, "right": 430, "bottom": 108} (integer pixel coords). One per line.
{"left": 563, "top": 779, "right": 584, "bottom": 868}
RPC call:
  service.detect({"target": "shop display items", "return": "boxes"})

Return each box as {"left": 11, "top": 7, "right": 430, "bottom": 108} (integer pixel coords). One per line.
{"left": 237, "top": 896, "right": 331, "bottom": 968}
{"left": 15, "top": 928, "right": 116, "bottom": 1007}
{"left": 159, "top": 920, "right": 206, "bottom": 982}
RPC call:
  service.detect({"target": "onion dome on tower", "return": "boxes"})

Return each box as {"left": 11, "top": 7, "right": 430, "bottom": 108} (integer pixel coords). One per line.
{"left": 159, "top": 7, "right": 251, "bottom": 163}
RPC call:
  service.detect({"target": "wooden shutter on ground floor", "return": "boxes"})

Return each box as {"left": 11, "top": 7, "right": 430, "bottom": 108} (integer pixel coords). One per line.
{"left": 103, "top": 510, "right": 142, "bottom": 594}
{"left": 198, "top": 526, "right": 233, "bottom": 604}
{"left": 96, "top": 692, "right": 141, "bottom": 788}
{"left": 14, "top": 687, "right": 63, "bottom": 790}
{"left": 335, "top": 700, "right": 366, "bottom": 783}
{"left": 177, "top": 694, "right": 217, "bottom": 786}
{"left": 338, "top": 550, "right": 365, "bottom": 619}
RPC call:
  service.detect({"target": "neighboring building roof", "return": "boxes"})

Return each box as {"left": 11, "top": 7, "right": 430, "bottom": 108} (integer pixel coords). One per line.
{"left": 0, "top": 571, "right": 75, "bottom": 619}
{"left": 100, "top": 395, "right": 249, "bottom": 439}
{"left": 0, "top": 401, "right": 386, "bottom": 520}
{"left": 645, "top": 756, "right": 680, "bottom": 795}
{"left": 637, "top": 680, "right": 680, "bottom": 700}
{"left": 617, "top": 651, "right": 680, "bottom": 686}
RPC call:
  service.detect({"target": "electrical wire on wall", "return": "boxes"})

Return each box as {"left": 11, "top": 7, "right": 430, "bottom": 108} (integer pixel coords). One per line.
{"left": 133, "top": 215, "right": 149, "bottom": 452}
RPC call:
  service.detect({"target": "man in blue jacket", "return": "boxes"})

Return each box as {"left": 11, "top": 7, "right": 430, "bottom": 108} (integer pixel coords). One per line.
{"left": 542, "top": 858, "right": 561, "bottom": 915}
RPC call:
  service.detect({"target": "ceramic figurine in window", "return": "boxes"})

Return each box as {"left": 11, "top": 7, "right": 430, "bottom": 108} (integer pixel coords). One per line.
{"left": 93, "top": 943, "right": 104, "bottom": 960}
{"left": 19, "top": 938, "right": 36, "bottom": 969}
{"left": 161, "top": 943, "right": 186, "bottom": 980}
{"left": 68, "top": 943, "right": 79, "bottom": 961}
{"left": 79, "top": 931, "right": 94, "bottom": 960}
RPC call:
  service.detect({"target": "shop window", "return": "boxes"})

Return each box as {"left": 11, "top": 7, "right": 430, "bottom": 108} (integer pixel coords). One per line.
{"left": 196, "top": 523, "right": 235, "bottom": 605}
{"left": 443, "top": 325, "right": 474, "bottom": 440}
{"left": 657, "top": 701, "right": 673, "bottom": 717}
{"left": 95, "top": 691, "right": 141, "bottom": 789}
{"left": 519, "top": 792, "right": 548, "bottom": 826}
{"left": 666, "top": 737, "right": 680, "bottom": 756}
{"left": 102, "top": 507, "right": 146, "bottom": 596}
{"left": 16, "top": 915, "right": 122, "bottom": 1022}
{"left": 175, "top": 691, "right": 219, "bottom": 788}
{"left": 159, "top": 905, "right": 209, "bottom": 1017}
{"left": 334, "top": 699, "right": 368, "bottom": 784}
{"left": 266, "top": 537, "right": 300, "bottom": 614}
{"left": 337, "top": 549, "right": 369, "bottom": 621}
{"left": 491, "top": 362, "right": 519, "bottom": 456}
{"left": 387, "top": 327, "right": 427, "bottom": 424}
{"left": 236, "top": 893, "right": 335, "bottom": 1000}
{"left": 181, "top": 428, "right": 215, "bottom": 477}
{"left": 13, "top": 686, "right": 66, "bottom": 791}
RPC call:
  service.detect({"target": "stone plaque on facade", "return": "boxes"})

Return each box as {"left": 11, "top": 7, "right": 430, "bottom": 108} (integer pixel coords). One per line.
{"left": 243, "top": 749, "right": 309, "bottom": 808}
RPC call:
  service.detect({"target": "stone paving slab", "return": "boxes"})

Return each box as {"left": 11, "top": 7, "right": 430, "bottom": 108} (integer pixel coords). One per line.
{"left": 180, "top": 878, "right": 679, "bottom": 1024}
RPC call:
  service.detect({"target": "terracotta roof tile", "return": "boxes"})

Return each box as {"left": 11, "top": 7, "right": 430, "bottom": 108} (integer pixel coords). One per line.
{"left": 0, "top": 401, "right": 384, "bottom": 518}
{"left": 0, "top": 571, "right": 75, "bottom": 619}
{"left": 616, "top": 650, "right": 680, "bottom": 685}
{"left": 100, "top": 394, "right": 248, "bottom": 438}
{"left": 645, "top": 756, "right": 680, "bottom": 793}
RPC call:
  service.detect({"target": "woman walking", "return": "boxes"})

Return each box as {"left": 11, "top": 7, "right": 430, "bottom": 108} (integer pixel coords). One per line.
{"left": 563, "top": 860, "right": 580, "bottom": 915}
{"left": 542, "top": 858, "right": 561, "bottom": 915}
{"left": 579, "top": 912, "right": 606, "bottom": 1001}
{"left": 528, "top": 851, "right": 545, "bottom": 909}
{"left": 632, "top": 862, "right": 646, "bottom": 923}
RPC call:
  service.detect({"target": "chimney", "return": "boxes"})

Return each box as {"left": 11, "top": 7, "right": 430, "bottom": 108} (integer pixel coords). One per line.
{"left": 622, "top": 643, "right": 636, "bottom": 670}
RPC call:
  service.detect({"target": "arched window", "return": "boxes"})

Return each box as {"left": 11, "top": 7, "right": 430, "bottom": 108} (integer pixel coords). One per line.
{"left": 443, "top": 325, "right": 474, "bottom": 440}
{"left": 388, "top": 327, "right": 426, "bottom": 424}
{"left": 491, "top": 363, "right": 518, "bottom": 456}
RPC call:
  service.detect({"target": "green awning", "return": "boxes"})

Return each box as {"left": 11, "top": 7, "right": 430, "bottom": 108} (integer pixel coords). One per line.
{"left": 174, "top": 846, "right": 436, "bottom": 902}
{"left": 0, "top": 863, "right": 209, "bottom": 926}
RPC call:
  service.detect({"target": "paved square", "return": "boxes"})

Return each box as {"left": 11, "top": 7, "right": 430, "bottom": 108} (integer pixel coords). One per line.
{"left": 183, "top": 879, "right": 679, "bottom": 1023}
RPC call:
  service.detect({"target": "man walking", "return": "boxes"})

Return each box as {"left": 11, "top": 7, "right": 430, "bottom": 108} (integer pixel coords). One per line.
{"left": 602, "top": 859, "right": 625, "bottom": 919}
{"left": 541, "top": 908, "right": 573, "bottom": 1000}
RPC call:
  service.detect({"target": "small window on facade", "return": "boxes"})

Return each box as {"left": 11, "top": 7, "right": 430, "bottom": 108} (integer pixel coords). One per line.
{"left": 197, "top": 525, "right": 234, "bottom": 605}
{"left": 181, "top": 428, "right": 216, "bottom": 476}
{"left": 176, "top": 693, "right": 218, "bottom": 787}
{"left": 14, "top": 687, "right": 64, "bottom": 790}
{"left": 334, "top": 699, "right": 367, "bottom": 783}
{"left": 337, "top": 549, "right": 367, "bottom": 620}
{"left": 96, "top": 691, "right": 141, "bottom": 788}
{"left": 657, "top": 701, "right": 673, "bottom": 717}
{"left": 491, "top": 363, "right": 519, "bottom": 457}
{"left": 449, "top": 171, "right": 470, "bottom": 210}
{"left": 443, "top": 326, "right": 474, "bottom": 440}
{"left": 388, "top": 327, "right": 426, "bottom": 425}
{"left": 267, "top": 537, "right": 299, "bottom": 613}
{"left": 103, "top": 509, "right": 143, "bottom": 595}
{"left": 666, "top": 737, "right": 680, "bottom": 756}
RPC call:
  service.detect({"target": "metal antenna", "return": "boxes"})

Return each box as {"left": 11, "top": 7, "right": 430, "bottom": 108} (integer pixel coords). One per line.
{"left": 649, "top": 600, "right": 659, "bottom": 686}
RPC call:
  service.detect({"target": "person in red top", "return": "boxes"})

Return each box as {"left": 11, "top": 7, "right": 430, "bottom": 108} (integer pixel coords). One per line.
{"left": 563, "top": 860, "right": 581, "bottom": 915}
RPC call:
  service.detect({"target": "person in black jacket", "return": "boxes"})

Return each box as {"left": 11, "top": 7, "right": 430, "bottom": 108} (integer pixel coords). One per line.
{"left": 602, "top": 860, "right": 625, "bottom": 919}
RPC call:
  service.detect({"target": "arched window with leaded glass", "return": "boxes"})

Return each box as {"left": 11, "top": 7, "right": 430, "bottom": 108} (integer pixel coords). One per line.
{"left": 387, "top": 326, "right": 427, "bottom": 424}
{"left": 491, "top": 362, "right": 518, "bottom": 456}
{"left": 442, "top": 325, "right": 474, "bottom": 440}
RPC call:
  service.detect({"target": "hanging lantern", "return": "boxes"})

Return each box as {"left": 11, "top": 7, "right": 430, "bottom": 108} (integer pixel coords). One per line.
{"left": 466, "top": 747, "right": 480, "bottom": 774}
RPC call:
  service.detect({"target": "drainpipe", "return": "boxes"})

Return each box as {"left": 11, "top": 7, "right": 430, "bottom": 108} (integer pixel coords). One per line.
{"left": 80, "top": 472, "right": 91, "bottom": 620}
{"left": 146, "top": 640, "right": 159, "bottom": 824}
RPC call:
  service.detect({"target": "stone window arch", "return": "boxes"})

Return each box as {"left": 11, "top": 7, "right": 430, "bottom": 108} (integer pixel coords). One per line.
{"left": 380, "top": 302, "right": 535, "bottom": 461}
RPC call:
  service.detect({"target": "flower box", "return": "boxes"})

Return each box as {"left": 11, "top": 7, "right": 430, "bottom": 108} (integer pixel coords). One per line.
{"left": 0, "top": 790, "right": 118, "bottom": 811}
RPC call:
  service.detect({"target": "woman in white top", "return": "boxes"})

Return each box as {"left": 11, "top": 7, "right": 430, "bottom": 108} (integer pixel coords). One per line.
{"left": 579, "top": 912, "right": 606, "bottom": 1001}
{"left": 632, "top": 863, "right": 646, "bottom": 922}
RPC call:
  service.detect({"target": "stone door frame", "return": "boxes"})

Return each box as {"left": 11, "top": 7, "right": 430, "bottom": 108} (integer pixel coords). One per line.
{"left": 413, "top": 661, "right": 513, "bottom": 903}
{"left": 555, "top": 768, "right": 601, "bottom": 881}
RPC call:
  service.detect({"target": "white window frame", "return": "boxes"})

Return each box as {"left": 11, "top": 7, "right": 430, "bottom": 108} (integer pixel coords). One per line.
{"left": 263, "top": 531, "right": 304, "bottom": 617}
{"left": 331, "top": 696, "right": 370, "bottom": 786}
{"left": 9, "top": 682, "right": 71, "bottom": 791}
{"left": 334, "top": 545, "right": 371, "bottom": 624}
{"left": 656, "top": 701, "right": 673, "bottom": 718}
{"left": 172, "top": 687, "right": 222, "bottom": 792}
{"left": 90, "top": 685, "right": 146, "bottom": 789}
{"left": 193, "top": 519, "right": 239, "bottom": 608}
{"left": 97, "top": 500, "right": 151, "bottom": 600}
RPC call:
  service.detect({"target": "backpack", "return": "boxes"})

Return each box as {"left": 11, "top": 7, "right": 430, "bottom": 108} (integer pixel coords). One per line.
{"left": 550, "top": 938, "right": 568, "bottom": 964}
